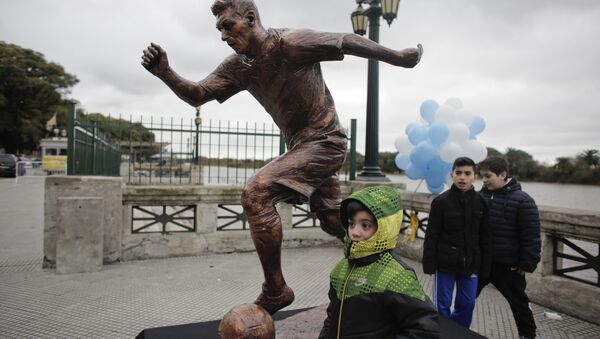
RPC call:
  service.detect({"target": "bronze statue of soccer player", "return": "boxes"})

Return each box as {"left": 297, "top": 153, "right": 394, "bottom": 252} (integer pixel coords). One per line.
{"left": 142, "top": 0, "right": 423, "bottom": 315}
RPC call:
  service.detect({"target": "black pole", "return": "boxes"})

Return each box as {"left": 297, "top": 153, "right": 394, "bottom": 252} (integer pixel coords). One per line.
{"left": 358, "top": 5, "right": 389, "bottom": 181}
{"left": 66, "top": 101, "right": 75, "bottom": 175}
{"left": 195, "top": 109, "right": 200, "bottom": 165}
{"left": 195, "top": 125, "right": 199, "bottom": 165}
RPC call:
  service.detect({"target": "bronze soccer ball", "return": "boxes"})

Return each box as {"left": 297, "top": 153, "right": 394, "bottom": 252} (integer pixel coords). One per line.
{"left": 218, "top": 303, "right": 275, "bottom": 339}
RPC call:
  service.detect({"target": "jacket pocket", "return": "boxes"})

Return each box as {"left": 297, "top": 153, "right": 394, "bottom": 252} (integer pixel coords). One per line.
{"left": 436, "top": 243, "right": 466, "bottom": 270}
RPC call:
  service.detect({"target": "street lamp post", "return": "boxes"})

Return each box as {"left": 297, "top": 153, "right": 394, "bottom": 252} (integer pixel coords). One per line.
{"left": 194, "top": 106, "right": 202, "bottom": 165}
{"left": 351, "top": 0, "right": 400, "bottom": 181}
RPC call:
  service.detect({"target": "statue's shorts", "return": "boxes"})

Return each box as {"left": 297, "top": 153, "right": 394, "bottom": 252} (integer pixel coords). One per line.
{"left": 241, "top": 133, "right": 347, "bottom": 214}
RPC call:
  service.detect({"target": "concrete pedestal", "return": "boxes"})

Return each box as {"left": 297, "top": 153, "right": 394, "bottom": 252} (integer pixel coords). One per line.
{"left": 56, "top": 197, "right": 104, "bottom": 274}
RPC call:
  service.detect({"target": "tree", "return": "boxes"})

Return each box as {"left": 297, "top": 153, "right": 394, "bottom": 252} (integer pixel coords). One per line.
{"left": 576, "top": 149, "right": 599, "bottom": 168}
{"left": 486, "top": 147, "right": 502, "bottom": 158}
{"left": 82, "top": 113, "right": 155, "bottom": 143}
{"left": 379, "top": 152, "right": 401, "bottom": 173}
{"left": 553, "top": 157, "right": 575, "bottom": 181}
{"left": 504, "top": 148, "right": 539, "bottom": 180}
{"left": 0, "top": 41, "right": 78, "bottom": 153}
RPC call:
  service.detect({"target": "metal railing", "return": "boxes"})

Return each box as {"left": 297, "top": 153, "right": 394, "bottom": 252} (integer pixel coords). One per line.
{"left": 15, "top": 161, "right": 67, "bottom": 183}
{"left": 131, "top": 205, "right": 196, "bottom": 234}
{"left": 67, "top": 101, "right": 357, "bottom": 185}
{"left": 67, "top": 102, "right": 121, "bottom": 176}
{"left": 553, "top": 236, "right": 599, "bottom": 287}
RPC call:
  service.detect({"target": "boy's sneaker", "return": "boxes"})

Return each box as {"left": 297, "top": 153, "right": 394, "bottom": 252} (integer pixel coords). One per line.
{"left": 254, "top": 284, "right": 295, "bottom": 315}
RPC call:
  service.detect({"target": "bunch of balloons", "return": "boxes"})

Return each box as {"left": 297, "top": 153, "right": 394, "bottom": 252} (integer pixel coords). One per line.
{"left": 394, "top": 98, "right": 487, "bottom": 194}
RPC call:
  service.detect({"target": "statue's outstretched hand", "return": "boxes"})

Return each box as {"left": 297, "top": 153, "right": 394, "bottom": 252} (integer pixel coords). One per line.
{"left": 141, "top": 42, "right": 169, "bottom": 77}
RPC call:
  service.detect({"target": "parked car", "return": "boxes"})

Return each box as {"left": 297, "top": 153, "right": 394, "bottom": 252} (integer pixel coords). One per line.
{"left": 0, "top": 154, "right": 18, "bottom": 177}
{"left": 17, "top": 156, "right": 33, "bottom": 169}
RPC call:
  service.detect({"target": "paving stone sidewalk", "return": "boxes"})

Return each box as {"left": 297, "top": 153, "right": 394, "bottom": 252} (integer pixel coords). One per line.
{"left": 1, "top": 178, "right": 599, "bottom": 338}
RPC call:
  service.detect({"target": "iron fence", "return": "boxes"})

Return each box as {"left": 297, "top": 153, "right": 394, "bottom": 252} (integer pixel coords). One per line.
{"left": 68, "top": 102, "right": 356, "bottom": 185}
{"left": 553, "top": 236, "right": 600, "bottom": 287}
{"left": 67, "top": 102, "right": 120, "bottom": 176}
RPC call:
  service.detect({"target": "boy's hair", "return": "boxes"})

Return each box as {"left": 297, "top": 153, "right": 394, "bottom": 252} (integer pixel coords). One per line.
{"left": 211, "top": 0, "right": 259, "bottom": 20}
{"left": 452, "top": 156, "right": 476, "bottom": 172}
{"left": 478, "top": 156, "right": 509, "bottom": 178}
{"left": 345, "top": 200, "right": 370, "bottom": 221}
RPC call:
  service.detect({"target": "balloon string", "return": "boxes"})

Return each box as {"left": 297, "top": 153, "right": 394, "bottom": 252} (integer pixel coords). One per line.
{"left": 409, "top": 178, "right": 424, "bottom": 211}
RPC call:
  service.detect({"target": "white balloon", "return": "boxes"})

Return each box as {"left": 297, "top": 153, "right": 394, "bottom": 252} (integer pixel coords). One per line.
{"left": 394, "top": 135, "right": 413, "bottom": 154}
{"left": 461, "top": 140, "right": 488, "bottom": 162}
{"left": 435, "top": 104, "right": 457, "bottom": 123}
{"left": 439, "top": 142, "right": 463, "bottom": 163}
{"left": 445, "top": 97, "right": 464, "bottom": 109}
{"left": 455, "top": 109, "right": 474, "bottom": 127}
{"left": 447, "top": 123, "right": 470, "bottom": 143}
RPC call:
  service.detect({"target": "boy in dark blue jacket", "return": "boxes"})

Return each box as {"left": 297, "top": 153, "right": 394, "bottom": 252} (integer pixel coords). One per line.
{"left": 422, "top": 157, "right": 491, "bottom": 329}
{"left": 477, "top": 156, "right": 541, "bottom": 339}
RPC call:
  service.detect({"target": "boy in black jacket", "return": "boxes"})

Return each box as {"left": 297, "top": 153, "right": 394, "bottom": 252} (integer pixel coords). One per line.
{"left": 423, "top": 157, "right": 491, "bottom": 328}
{"left": 477, "top": 156, "right": 541, "bottom": 339}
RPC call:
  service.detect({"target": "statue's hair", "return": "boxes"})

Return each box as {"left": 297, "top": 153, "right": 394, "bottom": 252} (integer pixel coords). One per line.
{"left": 211, "top": 0, "right": 260, "bottom": 21}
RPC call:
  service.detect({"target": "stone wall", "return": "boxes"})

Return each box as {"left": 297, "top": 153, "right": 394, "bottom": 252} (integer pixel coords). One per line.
{"left": 119, "top": 182, "right": 405, "bottom": 261}
{"left": 45, "top": 178, "right": 404, "bottom": 265}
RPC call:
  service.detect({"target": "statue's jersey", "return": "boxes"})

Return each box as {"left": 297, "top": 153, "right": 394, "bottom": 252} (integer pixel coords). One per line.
{"left": 198, "top": 28, "right": 347, "bottom": 149}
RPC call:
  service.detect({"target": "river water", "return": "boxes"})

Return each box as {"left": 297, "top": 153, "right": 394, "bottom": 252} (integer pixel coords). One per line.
{"left": 387, "top": 174, "right": 600, "bottom": 212}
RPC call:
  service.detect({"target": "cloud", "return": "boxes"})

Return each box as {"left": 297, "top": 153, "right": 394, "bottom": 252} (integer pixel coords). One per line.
{"left": 2, "top": 0, "right": 599, "bottom": 164}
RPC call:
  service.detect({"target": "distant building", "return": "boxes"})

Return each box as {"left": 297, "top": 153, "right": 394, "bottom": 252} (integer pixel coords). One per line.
{"left": 39, "top": 137, "right": 67, "bottom": 171}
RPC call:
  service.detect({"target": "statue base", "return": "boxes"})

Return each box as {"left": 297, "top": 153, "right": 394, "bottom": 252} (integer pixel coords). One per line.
{"left": 136, "top": 304, "right": 485, "bottom": 338}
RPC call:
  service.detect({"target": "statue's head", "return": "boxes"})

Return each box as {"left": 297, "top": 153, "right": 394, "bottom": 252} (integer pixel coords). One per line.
{"left": 211, "top": 0, "right": 263, "bottom": 56}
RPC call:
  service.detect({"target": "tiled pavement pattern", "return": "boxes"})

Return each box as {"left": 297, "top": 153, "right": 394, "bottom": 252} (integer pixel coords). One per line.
{"left": 2, "top": 178, "right": 600, "bottom": 338}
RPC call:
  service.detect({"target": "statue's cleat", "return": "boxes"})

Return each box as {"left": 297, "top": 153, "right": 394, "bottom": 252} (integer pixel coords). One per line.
{"left": 254, "top": 284, "right": 295, "bottom": 315}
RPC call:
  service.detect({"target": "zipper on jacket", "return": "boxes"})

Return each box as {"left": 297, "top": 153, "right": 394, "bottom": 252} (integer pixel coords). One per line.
{"left": 337, "top": 264, "right": 356, "bottom": 339}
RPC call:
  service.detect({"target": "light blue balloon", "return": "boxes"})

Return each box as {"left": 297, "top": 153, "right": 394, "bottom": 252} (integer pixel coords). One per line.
{"left": 408, "top": 125, "right": 428, "bottom": 146}
{"left": 420, "top": 99, "right": 439, "bottom": 124}
{"left": 424, "top": 157, "right": 447, "bottom": 187}
{"left": 425, "top": 171, "right": 445, "bottom": 188}
{"left": 405, "top": 163, "right": 425, "bottom": 180}
{"left": 428, "top": 121, "right": 449, "bottom": 145}
{"left": 470, "top": 116, "right": 486, "bottom": 136}
{"left": 410, "top": 141, "right": 438, "bottom": 168}
{"left": 395, "top": 153, "right": 411, "bottom": 170}
{"left": 427, "top": 182, "right": 445, "bottom": 194}
{"left": 442, "top": 161, "right": 453, "bottom": 175}
{"left": 405, "top": 122, "right": 420, "bottom": 136}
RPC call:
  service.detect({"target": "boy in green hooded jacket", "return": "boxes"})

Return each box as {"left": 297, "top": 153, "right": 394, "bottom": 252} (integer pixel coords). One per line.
{"left": 319, "top": 186, "right": 439, "bottom": 339}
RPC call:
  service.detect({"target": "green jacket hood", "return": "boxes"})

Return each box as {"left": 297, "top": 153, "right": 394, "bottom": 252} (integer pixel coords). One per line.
{"left": 340, "top": 186, "right": 404, "bottom": 259}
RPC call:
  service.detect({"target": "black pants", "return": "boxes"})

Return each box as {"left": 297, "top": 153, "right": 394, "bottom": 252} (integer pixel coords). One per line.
{"left": 477, "top": 263, "right": 536, "bottom": 338}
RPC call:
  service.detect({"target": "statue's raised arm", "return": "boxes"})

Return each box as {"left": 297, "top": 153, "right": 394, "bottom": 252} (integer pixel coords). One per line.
{"left": 141, "top": 42, "right": 213, "bottom": 107}
{"left": 278, "top": 29, "right": 422, "bottom": 68}
{"left": 342, "top": 34, "right": 423, "bottom": 68}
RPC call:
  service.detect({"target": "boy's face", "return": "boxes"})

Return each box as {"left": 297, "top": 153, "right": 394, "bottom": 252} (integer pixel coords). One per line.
{"left": 451, "top": 165, "right": 476, "bottom": 192}
{"left": 480, "top": 169, "right": 507, "bottom": 190}
{"left": 348, "top": 210, "right": 377, "bottom": 242}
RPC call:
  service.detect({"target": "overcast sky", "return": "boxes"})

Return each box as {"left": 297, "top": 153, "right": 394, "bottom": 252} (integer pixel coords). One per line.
{"left": 2, "top": 0, "right": 599, "bottom": 164}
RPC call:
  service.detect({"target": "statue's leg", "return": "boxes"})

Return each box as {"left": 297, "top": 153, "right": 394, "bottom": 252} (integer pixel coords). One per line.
{"left": 241, "top": 135, "right": 346, "bottom": 314}
{"left": 310, "top": 176, "right": 346, "bottom": 241}
{"left": 241, "top": 175, "right": 295, "bottom": 315}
